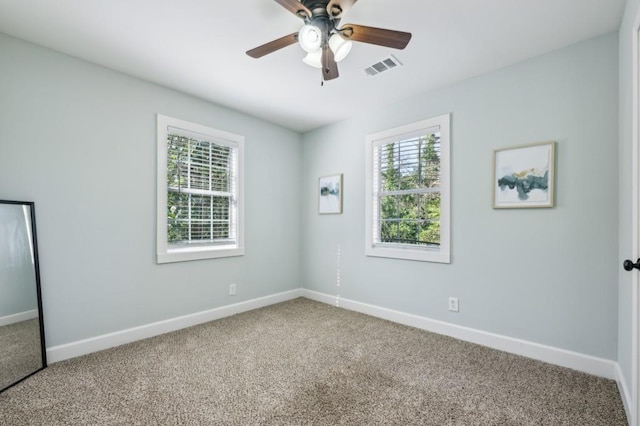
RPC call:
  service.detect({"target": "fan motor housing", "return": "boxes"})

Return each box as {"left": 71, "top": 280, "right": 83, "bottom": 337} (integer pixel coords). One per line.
{"left": 303, "top": 1, "right": 337, "bottom": 20}
{"left": 301, "top": 0, "right": 330, "bottom": 11}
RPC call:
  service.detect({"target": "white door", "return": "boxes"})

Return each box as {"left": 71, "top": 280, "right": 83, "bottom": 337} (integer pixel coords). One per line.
{"left": 623, "top": 250, "right": 638, "bottom": 426}
{"left": 625, "top": 22, "right": 640, "bottom": 426}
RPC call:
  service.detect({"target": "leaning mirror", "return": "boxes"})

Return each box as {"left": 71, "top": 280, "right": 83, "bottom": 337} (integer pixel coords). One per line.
{"left": 0, "top": 200, "right": 46, "bottom": 393}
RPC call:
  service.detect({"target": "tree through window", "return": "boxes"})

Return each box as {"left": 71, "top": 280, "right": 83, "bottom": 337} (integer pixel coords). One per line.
{"left": 366, "top": 114, "right": 450, "bottom": 263}
{"left": 378, "top": 133, "right": 441, "bottom": 246}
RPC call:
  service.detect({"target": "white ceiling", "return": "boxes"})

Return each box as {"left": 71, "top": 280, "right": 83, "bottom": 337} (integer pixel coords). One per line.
{"left": 0, "top": 0, "right": 627, "bottom": 133}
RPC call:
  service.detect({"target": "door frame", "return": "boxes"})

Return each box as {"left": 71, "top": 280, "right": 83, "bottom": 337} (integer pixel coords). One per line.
{"left": 631, "top": 14, "right": 640, "bottom": 426}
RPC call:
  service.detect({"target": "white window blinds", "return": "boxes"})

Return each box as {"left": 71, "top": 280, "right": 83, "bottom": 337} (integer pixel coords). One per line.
{"left": 372, "top": 128, "right": 441, "bottom": 247}
{"left": 166, "top": 133, "right": 238, "bottom": 246}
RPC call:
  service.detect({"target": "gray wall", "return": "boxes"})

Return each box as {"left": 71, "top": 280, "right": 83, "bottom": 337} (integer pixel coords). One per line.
{"left": 618, "top": 0, "right": 639, "bottom": 400}
{"left": 0, "top": 33, "right": 303, "bottom": 347}
{"left": 301, "top": 33, "right": 619, "bottom": 360}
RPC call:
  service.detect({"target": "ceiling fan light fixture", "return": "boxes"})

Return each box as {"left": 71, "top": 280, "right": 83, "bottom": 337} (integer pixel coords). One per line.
{"left": 302, "top": 50, "right": 323, "bottom": 68}
{"left": 246, "top": 1, "right": 413, "bottom": 82}
{"left": 329, "top": 33, "right": 352, "bottom": 62}
{"left": 299, "top": 24, "right": 322, "bottom": 53}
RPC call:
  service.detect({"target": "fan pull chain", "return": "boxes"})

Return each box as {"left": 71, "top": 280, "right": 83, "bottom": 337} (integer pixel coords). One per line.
{"left": 336, "top": 244, "right": 341, "bottom": 307}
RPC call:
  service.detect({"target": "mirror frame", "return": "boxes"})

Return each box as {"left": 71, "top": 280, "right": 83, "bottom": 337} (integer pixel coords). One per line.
{"left": 0, "top": 199, "right": 47, "bottom": 393}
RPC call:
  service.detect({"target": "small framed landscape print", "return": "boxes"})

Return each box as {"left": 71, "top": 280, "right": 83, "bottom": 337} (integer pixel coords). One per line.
{"left": 493, "top": 141, "right": 555, "bottom": 209}
{"left": 318, "top": 174, "right": 343, "bottom": 214}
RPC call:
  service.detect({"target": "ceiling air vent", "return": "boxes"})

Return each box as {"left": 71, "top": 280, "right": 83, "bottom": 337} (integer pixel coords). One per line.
{"left": 363, "top": 55, "right": 403, "bottom": 76}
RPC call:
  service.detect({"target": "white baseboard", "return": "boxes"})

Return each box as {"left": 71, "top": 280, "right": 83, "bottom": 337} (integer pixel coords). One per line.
{"left": 302, "top": 289, "right": 617, "bottom": 380}
{"left": 46, "top": 287, "right": 621, "bottom": 384}
{"left": 0, "top": 309, "right": 38, "bottom": 326}
{"left": 616, "top": 363, "right": 633, "bottom": 425}
{"left": 47, "top": 289, "right": 302, "bottom": 363}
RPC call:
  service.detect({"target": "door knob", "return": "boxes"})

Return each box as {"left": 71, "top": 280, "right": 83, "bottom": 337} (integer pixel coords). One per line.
{"left": 623, "top": 258, "right": 640, "bottom": 271}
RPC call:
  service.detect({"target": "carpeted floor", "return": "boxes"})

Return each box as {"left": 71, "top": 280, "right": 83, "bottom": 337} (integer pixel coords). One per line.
{"left": 0, "top": 318, "right": 43, "bottom": 391}
{"left": 0, "top": 298, "right": 627, "bottom": 425}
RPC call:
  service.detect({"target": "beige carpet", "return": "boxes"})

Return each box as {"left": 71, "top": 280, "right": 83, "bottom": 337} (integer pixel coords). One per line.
{"left": 0, "top": 298, "right": 627, "bottom": 425}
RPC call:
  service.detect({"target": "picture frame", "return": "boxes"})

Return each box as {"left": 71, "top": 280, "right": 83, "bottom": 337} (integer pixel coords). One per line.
{"left": 493, "top": 141, "right": 555, "bottom": 209}
{"left": 318, "top": 174, "right": 343, "bottom": 214}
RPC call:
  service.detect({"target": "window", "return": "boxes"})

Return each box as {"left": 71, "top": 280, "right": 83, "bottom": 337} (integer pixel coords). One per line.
{"left": 156, "top": 115, "right": 244, "bottom": 263}
{"left": 365, "top": 114, "right": 450, "bottom": 263}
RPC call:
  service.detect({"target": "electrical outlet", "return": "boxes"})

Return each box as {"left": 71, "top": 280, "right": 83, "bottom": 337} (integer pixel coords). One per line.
{"left": 229, "top": 283, "right": 236, "bottom": 296}
{"left": 448, "top": 297, "right": 459, "bottom": 312}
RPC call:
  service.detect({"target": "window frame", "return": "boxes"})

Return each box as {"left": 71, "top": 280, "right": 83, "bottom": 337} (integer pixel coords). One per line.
{"left": 365, "top": 114, "right": 451, "bottom": 263}
{"left": 156, "top": 114, "right": 244, "bottom": 264}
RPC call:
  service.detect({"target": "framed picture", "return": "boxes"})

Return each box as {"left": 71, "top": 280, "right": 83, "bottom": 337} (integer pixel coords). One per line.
{"left": 493, "top": 141, "right": 555, "bottom": 208}
{"left": 318, "top": 174, "right": 343, "bottom": 214}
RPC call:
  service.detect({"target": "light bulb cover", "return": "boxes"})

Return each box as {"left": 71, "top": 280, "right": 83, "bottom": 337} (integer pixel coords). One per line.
{"left": 302, "top": 50, "right": 323, "bottom": 68}
{"left": 329, "top": 33, "right": 353, "bottom": 62}
{"left": 299, "top": 24, "right": 322, "bottom": 53}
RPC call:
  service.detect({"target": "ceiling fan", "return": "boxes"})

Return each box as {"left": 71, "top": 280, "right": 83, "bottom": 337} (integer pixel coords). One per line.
{"left": 246, "top": 0, "right": 412, "bottom": 81}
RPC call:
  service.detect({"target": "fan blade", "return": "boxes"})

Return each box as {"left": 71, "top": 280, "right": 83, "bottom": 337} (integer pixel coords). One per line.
{"left": 322, "top": 44, "right": 339, "bottom": 81}
{"left": 327, "top": 0, "right": 358, "bottom": 19}
{"left": 340, "top": 24, "right": 412, "bottom": 49}
{"left": 246, "top": 32, "right": 298, "bottom": 58}
{"left": 274, "top": 0, "right": 311, "bottom": 19}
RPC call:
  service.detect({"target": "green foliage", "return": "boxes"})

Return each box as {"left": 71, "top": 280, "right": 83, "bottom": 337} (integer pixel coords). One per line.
{"left": 167, "top": 192, "right": 185, "bottom": 243}
{"left": 379, "top": 134, "right": 441, "bottom": 246}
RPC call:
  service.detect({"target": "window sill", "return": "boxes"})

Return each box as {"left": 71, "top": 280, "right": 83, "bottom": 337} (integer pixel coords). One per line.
{"left": 157, "top": 245, "right": 244, "bottom": 264}
{"left": 365, "top": 245, "right": 450, "bottom": 263}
